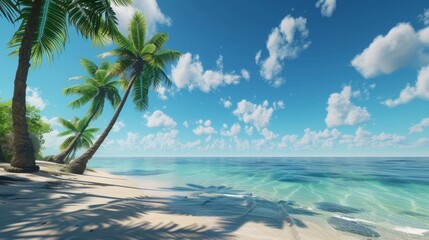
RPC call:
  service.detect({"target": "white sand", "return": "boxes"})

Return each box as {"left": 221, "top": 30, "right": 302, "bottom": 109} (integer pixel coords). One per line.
{"left": 0, "top": 161, "right": 362, "bottom": 240}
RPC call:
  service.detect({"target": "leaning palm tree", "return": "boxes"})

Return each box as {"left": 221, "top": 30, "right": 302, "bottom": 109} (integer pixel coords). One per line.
{"left": 5, "top": 0, "right": 132, "bottom": 173}
{"left": 49, "top": 59, "right": 121, "bottom": 164}
{"left": 67, "top": 11, "right": 181, "bottom": 174}
{"left": 57, "top": 117, "right": 98, "bottom": 163}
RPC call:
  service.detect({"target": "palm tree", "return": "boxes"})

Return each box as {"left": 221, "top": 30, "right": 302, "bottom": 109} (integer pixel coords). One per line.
{"left": 0, "top": 0, "right": 19, "bottom": 22}
{"left": 49, "top": 59, "right": 121, "bottom": 164}
{"left": 5, "top": 0, "right": 131, "bottom": 173}
{"left": 67, "top": 11, "right": 181, "bottom": 174}
{"left": 57, "top": 117, "right": 98, "bottom": 162}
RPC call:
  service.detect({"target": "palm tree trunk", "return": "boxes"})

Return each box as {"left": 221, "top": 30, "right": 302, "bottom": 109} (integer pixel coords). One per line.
{"left": 49, "top": 109, "right": 98, "bottom": 164}
{"left": 67, "top": 78, "right": 136, "bottom": 174}
{"left": 4, "top": 0, "right": 43, "bottom": 173}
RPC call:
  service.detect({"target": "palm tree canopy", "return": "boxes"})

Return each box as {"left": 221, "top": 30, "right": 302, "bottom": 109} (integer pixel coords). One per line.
{"left": 57, "top": 117, "right": 98, "bottom": 151}
{"left": 0, "top": 0, "right": 19, "bottom": 22}
{"left": 64, "top": 59, "right": 121, "bottom": 119}
{"left": 8, "top": 0, "right": 132, "bottom": 65}
{"left": 100, "top": 11, "right": 181, "bottom": 111}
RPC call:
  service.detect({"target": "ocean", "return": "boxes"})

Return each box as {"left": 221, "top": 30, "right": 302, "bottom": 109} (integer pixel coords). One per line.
{"left": 89, "top": 157, "right": 429, "bottom": 239}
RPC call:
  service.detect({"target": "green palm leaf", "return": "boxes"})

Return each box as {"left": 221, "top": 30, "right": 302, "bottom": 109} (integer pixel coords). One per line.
{"left": 0, "top": 0, "right": 19, "bottom": 22}
{"left": 129, "top": 11, "right": 146, "bottom": 52}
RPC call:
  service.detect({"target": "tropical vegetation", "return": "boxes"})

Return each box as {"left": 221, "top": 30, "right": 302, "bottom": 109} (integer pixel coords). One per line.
{"left": 67, "top": 11, "right": 181, "bottom": 174}
{"left": 49, "top": 59, "right": 121, "bottom": 164}
{"left": 57, "top": 117, "right": 98, "bottom": 163}
{"left": 0, "top": 100, "right": 51, "bottom": 162}
{"left": 4, "top": 0, "right": 132, "bottom": 173}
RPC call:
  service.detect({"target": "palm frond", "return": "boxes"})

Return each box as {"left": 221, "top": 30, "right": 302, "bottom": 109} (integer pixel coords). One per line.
{"left": 146, "top": 33, "right": 168, "bottom": 50}
{"left": 132, "top": 72, "right": 150, "bottom": 111}
{"left": 129, "top": 11, "right": 146, "bottom": 52}
{"left": 60, "top": 136, "right": 75, "bottom": 150}
{"left": 0, "top": 0, "right": 19, "bottom": 22}
{"left": 9, "top": 0, "right": 68, "bottom": 66}
{"left": 80, "top": 58, "right": 98, "bottom": 77}
{"left": 57, "top": 117, "right": 78, "bottom": 132}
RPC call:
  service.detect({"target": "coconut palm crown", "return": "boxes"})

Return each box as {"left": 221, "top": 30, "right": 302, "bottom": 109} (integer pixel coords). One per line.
{"left": 67, "top": 11, "right": 181, "bottom": 174}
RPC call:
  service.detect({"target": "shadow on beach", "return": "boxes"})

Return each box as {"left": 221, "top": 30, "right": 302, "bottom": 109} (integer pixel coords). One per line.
{"left": 0, "top": 172, "right": 232, "bottom": 240}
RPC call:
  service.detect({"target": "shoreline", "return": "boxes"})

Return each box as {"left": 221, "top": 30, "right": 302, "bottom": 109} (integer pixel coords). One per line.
{"left": 0, "top": 161, "right": 421, "bottom": 240}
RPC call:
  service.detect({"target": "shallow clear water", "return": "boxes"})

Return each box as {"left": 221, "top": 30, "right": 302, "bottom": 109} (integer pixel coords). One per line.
{"left": 89, "top": 157, "right": 429, "bottom": 239}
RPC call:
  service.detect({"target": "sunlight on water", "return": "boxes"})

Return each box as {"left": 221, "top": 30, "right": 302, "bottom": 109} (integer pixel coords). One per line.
{"left": 90, "top": 157, "right": 429, "bottom": 240}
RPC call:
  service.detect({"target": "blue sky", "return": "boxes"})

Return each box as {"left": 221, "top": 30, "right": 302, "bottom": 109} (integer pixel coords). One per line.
{"left": 1, "top": 0, "right": 429, "bottom": 157}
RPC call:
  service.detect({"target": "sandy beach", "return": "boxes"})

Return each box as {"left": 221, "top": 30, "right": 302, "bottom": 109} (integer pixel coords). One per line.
{"left": 0, "top": 161, "right": 368, "bottom": 240}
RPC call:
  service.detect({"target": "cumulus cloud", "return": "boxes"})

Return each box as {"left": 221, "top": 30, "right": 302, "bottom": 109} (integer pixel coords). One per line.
{"left": 41, "top": 117, "right": 61, "bottom": 128}
{"left": 233, "top": 100, "right": 274, "bottom": 131}
{"left": 42, "top": 130, "right": 66, "bottom": 154}
{"left": 241, "top": 69, "right": 250, "bottom": 80}
{"left": 244, "top": 126, "right": 254, "bottom": 136}
{"left": 409, "top": 117, "right": 429, "bottom": 134}
{"left": 220, "top": 123, "right": 241, "bottom": 137}
{"left": 351, "top": 23, "right": 429, "bottom": 78}
{"left": 113, "top": 0, "right": 171, "bottom": 37}
{"left": 316, "top": 0, "right": 337, "bottom": 17}
{"left": 280, "top": 127, "right": 407, "bottom": 150}
{"left": 220, "top": 97, "right": 232, "bottom": 108}
{"left": 193, "top": 120, "right": 216, "bottom": 135}
{"left": 117, "top": 130, "right": 179, "bottom": 150}
{"left": 419, "top": 9, "right": 429, "bottom": 26}
{"left": 113, "top": 120, "right": 125, "bottom": 132}
{"left": 183, "top": 121, "right": 189, "bottom": 128}
{"left": 144, "top": 110, "right": 177, "bottom": 128}
{"left": 325, "top": 86, "right": 371, "bottom": 127}
{"left": 171, "top": 53, "right": 250, "bottom": 92}
{"left": 26, "top": 87, "right": 46, "bottom": 110}
{"left": 261, "top": 128, "right": 278, "bottom": 140}
{"left": 156, "top": 86, "right": 168, "bottom": 100}
{"left": 257, "top": 15, "right": 310, "bottom": 87}
{"left": 384, "top": 65, "right": 429, "bottom": 107}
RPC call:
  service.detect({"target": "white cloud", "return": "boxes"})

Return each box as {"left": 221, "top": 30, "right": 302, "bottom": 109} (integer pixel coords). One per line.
{"left": 42, "top": 130, "right": 66, "bottom": 154}
{"left": 244, "top": 126, "right": 254, "bottom": 136}
{"left": 255, "top": 50, "right": 262, "bottom": 64}
{"left": 113, "top": 120, "right": 125, "bottom": 132}
{"left": 156, "top": 86, "right": 168, "bottom": 100}
{"left": 144, "top": 110, "right": 177, "bottom": 128}
{"left": 26, "top": 87, "right": 46, "bottom": 110}
{"left": 117, "top": 132, "right": 140, "bottom": 150}
{"left": 117, "top": 130, "right": 179, "bottom": 150}
{"left": 233, "top": 100, "right": 274, "bottom": 131}
{"left": 351, "top": 23, "right": 429, "bottom": 78}
{"left": 257, "top": 15, "right": 310, "bottom": 87}
{"left": 221, "top": 123, "right": 241, "bottom": 137}
{"left": 261, "top": 128, "right": 278, "bottom": 140}
{"left": 183, "top": 140, "right": 201, "bottom": 148}
{"left": 419, "top": 9, "right": 429, "bottom": 26}
{"left": 171, "top": 53, "right": 249, "bottom": 92}
{"left": 325, "top": 86, "right": 371, "bottom": 127}
{"left": 280, "top": 127, "right": 407, "bottom": 150}
{"left": 41, "top": 117, "right": 61, "bottom": 128}
{"left": 409, "top": 117, "right": 429, "bottom": 134}
{"left": 316, "top": 0, "right": 337, "bottom": 17}
{"left": 220, "top": 97, "right": 233, "bottom": 108}
{"left": 193, "top": 119, "right": 216, "bottom": 135}
{"left": 384, "top": 65, "right": 429, "bottom": 106}
{"left": 113, "top": 0, "right": 171, "bottom": 37}
{"left": 273, "top": 100, "right": 285, "bottom": 110}
{"left": 241, "top": 69, "right": 250, "bottom": 80}
{"left": 183, "top": 121, "right": 189, "bottom": 128}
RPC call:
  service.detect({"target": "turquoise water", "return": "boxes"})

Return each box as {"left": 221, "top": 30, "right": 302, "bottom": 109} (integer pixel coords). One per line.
{"left": 89, "top": 157, "right": 429, "bottom": 239}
